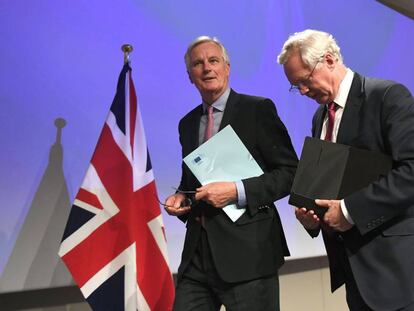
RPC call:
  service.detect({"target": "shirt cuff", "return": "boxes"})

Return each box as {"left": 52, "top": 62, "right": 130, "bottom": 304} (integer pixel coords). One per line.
{"left": 340, "top": 199, "right": 354, "bottom": 225}
{"left": 235, "top": 181, "right": 247, "bottom": 207}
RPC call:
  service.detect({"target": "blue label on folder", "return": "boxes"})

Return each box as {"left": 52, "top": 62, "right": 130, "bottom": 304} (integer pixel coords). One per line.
{"left": 193, "top": 155, "right": 202, "bottom": 164}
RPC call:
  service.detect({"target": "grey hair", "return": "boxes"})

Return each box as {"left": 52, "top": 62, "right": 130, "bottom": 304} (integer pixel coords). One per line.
{"left": 277, "top": 29, "right": 343, "bottom": 68}
{"left": 184, "top": 36, "right": 230, "bottom": 71}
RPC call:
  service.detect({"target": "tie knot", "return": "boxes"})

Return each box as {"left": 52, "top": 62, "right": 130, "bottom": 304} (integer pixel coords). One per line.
{"left": 206, "top": 105, "right": 214, "bottom": 115}
{"left": 328, "top": 102, "right": 336, "bottom": 111}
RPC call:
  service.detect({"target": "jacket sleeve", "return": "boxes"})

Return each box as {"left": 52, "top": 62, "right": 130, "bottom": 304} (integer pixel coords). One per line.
{"left": 345, "top": 83, "right": 414, "bottom": 235}
{"left": 242, "top": 99, "right": 298, "bottom": 216}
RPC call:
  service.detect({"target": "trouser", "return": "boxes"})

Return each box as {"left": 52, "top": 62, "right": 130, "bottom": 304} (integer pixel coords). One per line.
{"left": 174, "top": 229, "right": 279, "bottom": 311}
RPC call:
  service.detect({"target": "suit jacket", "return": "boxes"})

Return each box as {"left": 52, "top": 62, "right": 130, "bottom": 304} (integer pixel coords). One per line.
{"left": 312, "top": 73, "right": 414, "bottom": 311}
{"left": 176, "top": 89, "right": 298, "bottom": 283}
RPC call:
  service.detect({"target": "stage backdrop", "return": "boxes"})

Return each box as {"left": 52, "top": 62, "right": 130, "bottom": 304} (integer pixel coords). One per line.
{"left": 1, "top": 0, "right": 413, "bottom": 293}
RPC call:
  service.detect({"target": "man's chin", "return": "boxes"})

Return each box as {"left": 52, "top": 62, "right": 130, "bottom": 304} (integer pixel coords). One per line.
{"left": 307, "top": 94, "right": 322, "bottom": 104}
{"left": 200, "top": 86, "right": 222, "bottom": 95}
{"left": 314, "top": 95, "right": 330, "bottom": 105}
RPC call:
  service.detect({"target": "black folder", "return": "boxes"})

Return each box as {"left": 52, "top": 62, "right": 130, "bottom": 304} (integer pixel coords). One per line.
{"left": 289, "top": 137, "right": 392, "bottom": 215}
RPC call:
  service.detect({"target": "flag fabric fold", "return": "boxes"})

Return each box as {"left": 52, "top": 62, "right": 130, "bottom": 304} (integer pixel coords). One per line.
{"left": 59, "top": 63, "right": 175, "bottom": 311}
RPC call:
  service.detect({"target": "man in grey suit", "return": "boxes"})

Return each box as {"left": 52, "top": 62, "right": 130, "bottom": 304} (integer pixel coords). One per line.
{"left": 164, "top": 36, "right": 298, "bottom": 310}
{"left": 278, "top": 29, "right": 414, "bottom": 311}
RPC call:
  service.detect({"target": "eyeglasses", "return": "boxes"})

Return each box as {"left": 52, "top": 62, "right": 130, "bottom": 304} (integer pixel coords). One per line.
{"left": 289, "top": 60, "right": 320, "bottom": 93}
{"left": 155, "top": 187, "right": 197, "bottom": 209}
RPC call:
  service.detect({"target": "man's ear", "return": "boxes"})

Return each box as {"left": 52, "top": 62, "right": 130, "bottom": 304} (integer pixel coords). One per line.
{"left": 325, "top": 53, "right": 336, "bottom": 70}
{"left": 187, "top": 71, "right": 194, "bottom": 84}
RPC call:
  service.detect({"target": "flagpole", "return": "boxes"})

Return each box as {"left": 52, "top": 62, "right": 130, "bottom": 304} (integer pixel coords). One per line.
{"left": 121, "top": 44, "right": 133, "bottom": 64}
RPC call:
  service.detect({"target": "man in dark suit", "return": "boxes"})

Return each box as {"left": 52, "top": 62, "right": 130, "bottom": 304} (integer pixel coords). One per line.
{"left": 164, "top": 36, "right": 298, "bottom": 310}
{"left": 278, "top": 29, "right": 414, "bottom": 311}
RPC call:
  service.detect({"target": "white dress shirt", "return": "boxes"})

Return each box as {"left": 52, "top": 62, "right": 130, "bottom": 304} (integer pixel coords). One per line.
{"left": 320, "top": 68, "right": 355, "bottom": 224}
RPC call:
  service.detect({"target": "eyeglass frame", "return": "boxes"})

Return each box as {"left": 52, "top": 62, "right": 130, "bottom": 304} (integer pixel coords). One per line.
{"left": 156, "top": 187, "right": 197, "bottom": 209}
{"left": 289, "top": 59, "right": 321, "bottom": 93}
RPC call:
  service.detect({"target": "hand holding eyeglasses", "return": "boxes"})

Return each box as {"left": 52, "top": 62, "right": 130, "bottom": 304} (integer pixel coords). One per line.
{"left": 161, "top": 182, "right": 237, "bottom": 215}
{"left": 163, "top": 193, "right": 191, "bottom": 216}
{"left": 161, "top": 188, "right": 196, "bottom": 216}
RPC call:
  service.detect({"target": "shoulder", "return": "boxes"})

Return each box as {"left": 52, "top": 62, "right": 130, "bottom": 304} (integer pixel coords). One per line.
{"left": 357, "top": 74, "right": 414, "bottom": 115}
{"left": 362, "top": 75, "right": 396, "bottom": 90}
{"left": 179, "top": 104, "right": 202, "bottom": 128}
{"left": 361, "top": 74, "right": 411, "bottom": 98}
{"left": 230, "top": 90, "right": 276, "bottom": 111}
{"left": 358, "top": 74, "right": 414, "bottom": 128}
{"left": 232, "top": 90, "right": 270, "bottom": 103}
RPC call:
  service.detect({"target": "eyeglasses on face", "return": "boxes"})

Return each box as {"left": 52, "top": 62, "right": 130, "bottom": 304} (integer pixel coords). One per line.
{"left": 289, "top": 60, "right": 321, "bottom": 94}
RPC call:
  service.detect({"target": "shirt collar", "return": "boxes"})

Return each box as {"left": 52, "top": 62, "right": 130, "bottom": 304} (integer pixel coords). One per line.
{"left": 202, "top": 88, "right": 230, "bottom": 113}
{"left": 332, "top": 68, "right": 354, "bottom": 109}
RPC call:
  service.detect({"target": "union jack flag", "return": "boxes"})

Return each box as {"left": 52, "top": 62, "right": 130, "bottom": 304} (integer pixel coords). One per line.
{"left": 59, "top": 63, "right": 175, "bottom": 310}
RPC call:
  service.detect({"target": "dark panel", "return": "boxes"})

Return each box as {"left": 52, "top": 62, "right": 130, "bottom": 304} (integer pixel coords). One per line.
{"left": 377, "top": 0, "right": 414, "bottom": 20}
{"left": 0, "top": 286, "right": 85, "bottom": 310}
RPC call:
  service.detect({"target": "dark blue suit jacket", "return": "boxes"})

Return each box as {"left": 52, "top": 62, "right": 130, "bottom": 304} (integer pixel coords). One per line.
{"left": 176, "top": 89, "right": 298, "bottom": 283}
{"left": 312, "top": 73, "right": 414, "bottom": 311}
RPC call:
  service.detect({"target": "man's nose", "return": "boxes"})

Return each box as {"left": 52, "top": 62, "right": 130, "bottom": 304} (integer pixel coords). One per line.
{"left": 299, "top": 85, "right": 309, "bottom": 95}
{"left": 203, "top": 62, "right": 212, "bottom": 72}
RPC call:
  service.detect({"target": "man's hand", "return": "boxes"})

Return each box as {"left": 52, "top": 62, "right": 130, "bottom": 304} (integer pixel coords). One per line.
{"left": 195, "top": 182, "right": 237, "bottom": 208}
{"left": 295, "top": 207, "right": 320, "bottom": 230}
{"left": 164, "top": 193, "right": 191, "bottom": 216}
{"left": 316, "top": 199, "right": 353, "bottom": 232}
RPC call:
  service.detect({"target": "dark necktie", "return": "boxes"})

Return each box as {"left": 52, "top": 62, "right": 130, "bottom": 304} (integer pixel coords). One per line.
{"left": 324, "top": 102, "right": 336, "bottom": 141}
{"left": 322, "top": 102, "right": 337, "bottom": 235}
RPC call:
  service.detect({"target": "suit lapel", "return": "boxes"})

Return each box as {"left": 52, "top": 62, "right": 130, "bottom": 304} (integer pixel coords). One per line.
{"left": 188, "top": 105, "right": 203, "bottom": 150}
{"left": 219, "top": 89, "right": 239, "bottom": 130}
{"left": 313, "top": 106, "right": 325, "bottom": 138}
{"left": 336, "top": 73, "right": 364, "bottom": 145}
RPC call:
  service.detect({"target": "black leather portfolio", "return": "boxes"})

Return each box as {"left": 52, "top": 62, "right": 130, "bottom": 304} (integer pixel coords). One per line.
{"left": 289, "top": 137, "right": 392, "bottom": 215}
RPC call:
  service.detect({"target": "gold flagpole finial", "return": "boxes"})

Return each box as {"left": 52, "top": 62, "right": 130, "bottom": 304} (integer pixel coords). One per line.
{"left": 121, "top": 44, "right": 134, "bottom": 64}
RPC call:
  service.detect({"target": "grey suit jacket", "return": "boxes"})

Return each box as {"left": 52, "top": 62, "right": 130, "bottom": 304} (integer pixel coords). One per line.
{"left": 312, "top": 73, "right": 414, "bottom": 311}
